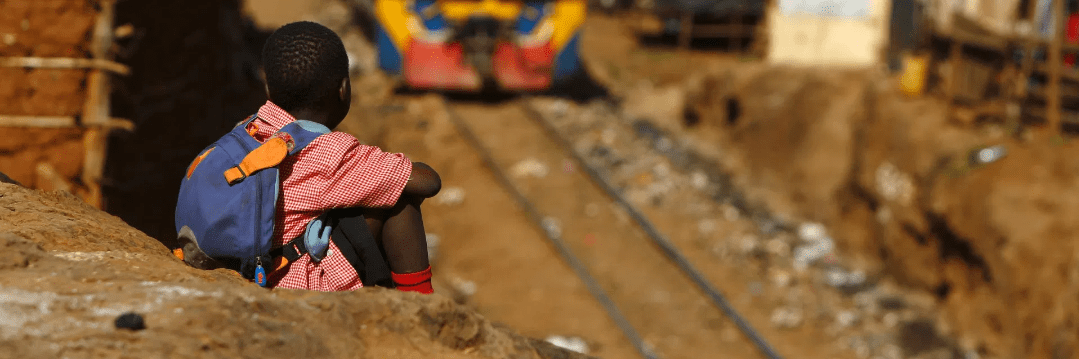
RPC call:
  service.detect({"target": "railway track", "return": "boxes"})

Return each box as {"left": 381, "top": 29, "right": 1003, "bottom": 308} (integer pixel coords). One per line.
{"left": 436, "top": 97, "right": 783, "bottom": 359}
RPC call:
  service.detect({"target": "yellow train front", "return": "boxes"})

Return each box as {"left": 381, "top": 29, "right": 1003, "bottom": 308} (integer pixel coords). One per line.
{"left": 373, "top": 0, "right": 587, "bottom": 92}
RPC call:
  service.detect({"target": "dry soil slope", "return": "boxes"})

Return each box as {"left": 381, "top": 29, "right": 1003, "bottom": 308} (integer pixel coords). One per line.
{"left": 689, "top": 66, "right": 1079, "bottom": 359}
{"left": 0, "top": 183, "right": 587, "bottom": 359}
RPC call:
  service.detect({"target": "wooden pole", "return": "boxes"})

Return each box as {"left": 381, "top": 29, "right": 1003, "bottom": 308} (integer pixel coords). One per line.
{"left": 0, "top": 116, "right": 76, "bottom": 128}
{"left": 678, "top": 11, "right": 693, "bottom": 50}
{"left": 1016, "top": 0, "right": 1039, "bottom": 99}
{"left": 0, "top": 115, "right": 132, "bottom": 130}
{"left": 82, "top": 128, "right": 106, "bottom": 206}
{"left": 947, "top": 39, "right": 963, "bottom": 104}
{"left": 1011, "top": 40, "right": 1034, "bottom": 136}
{"left": 1047, "top": 0, "right": 1064, "bottom": 135}
{"left": 1018, "top": 44, "right": 1034, "bottom": 98}
{"left": 80, "top": 0, "right": 117, "bottom": 209}
{"left": 35, "top": 162, "right": 73, "bottom": 193}
{"left": 1012, "top": 0, "right": 1041, "bottom": 136}
{"left": 753, "top": 1, "right": 771, "bottom": 58}
{"left": 0, "top": 57, "right": 129, "bottom": 75}
{"left": 730, "top": 14, "right": 741, "bottom": 53}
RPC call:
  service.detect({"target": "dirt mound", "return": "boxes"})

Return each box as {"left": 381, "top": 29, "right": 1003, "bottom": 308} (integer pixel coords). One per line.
{"left": 684, "top": 66, "right": 1079, "bottom": 359}
{"left": 0, "top": 183, "right": 589, "bottom": 359}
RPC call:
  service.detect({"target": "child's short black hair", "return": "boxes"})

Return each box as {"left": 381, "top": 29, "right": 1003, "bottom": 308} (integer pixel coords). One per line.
{"left": 261, "top": 21, "right": 349, "bottom": 112}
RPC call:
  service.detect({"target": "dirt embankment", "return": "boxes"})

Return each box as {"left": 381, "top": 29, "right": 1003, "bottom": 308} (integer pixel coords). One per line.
{"left": 682, "top": 66, "right": 1079, "bottom": 359}
{"left": 0, "top": 182, "right": 589, "bottom": 359}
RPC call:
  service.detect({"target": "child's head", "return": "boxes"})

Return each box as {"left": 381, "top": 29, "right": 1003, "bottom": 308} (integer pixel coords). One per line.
{"left": 261, "top": 21, "right": 351, "bottom": 128}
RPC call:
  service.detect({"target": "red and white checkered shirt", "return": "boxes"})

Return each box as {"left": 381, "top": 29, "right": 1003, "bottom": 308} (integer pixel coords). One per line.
{"left": 246, "top": 101, "right": 412, "bottom": 291}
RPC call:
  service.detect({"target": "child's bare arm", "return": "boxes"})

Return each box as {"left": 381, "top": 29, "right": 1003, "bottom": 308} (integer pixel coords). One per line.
{"left": 403, "top": 162, "right": 441, "bottom": 198}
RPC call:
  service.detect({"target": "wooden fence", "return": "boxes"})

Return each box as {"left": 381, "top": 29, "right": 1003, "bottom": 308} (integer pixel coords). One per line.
{"left": 933, "top": 0, "right": 1078, "bottom": 136}
{"left": 0, "top": 0, "right": 132, "bottom": 209}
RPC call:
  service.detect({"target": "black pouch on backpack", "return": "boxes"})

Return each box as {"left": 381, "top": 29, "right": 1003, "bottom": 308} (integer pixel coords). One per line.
{"left": 328, "top": 209, "right": 394, "bottom": 288}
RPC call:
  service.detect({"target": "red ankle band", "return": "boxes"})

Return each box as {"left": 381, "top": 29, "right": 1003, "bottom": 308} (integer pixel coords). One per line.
{"left": 392, "top": 266, "right": 433, "bottom": 294}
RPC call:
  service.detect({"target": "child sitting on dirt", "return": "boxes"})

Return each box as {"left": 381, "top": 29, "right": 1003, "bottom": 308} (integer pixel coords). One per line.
{"left": 259, "top": 21, "right": 440, "bottom": 293}
{"left": 182, "top": 21, "right": 440, "bottom": 294}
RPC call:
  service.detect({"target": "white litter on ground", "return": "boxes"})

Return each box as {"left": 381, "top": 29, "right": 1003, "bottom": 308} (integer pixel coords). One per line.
{"left": 435, "top": 186, "right": 466, "bottom": 206}
{"left": 545, "top": 335, "right": 589, "bottom": 355}
{"left": 509, "top": 158, "right": 549, "bottom": 178}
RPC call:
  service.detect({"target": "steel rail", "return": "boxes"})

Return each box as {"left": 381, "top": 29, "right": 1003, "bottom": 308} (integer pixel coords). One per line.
{"left": 440, "top": 100, "right": 660, "bottom": 359}
{"left": 518, "top": 98, "right": 784, "bottom": 359}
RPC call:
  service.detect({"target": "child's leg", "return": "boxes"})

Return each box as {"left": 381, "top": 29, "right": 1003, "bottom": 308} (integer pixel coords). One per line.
{"left": 376, "top": 196, "right": 431, "bottom": 273}
{"left": 359, "top": 195, "right": 432, "bottom": 293}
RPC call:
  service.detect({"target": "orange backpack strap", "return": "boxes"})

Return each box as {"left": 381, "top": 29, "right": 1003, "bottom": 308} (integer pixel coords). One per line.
{"left": 223, "top": 137, "right": 290, "bottom": 185}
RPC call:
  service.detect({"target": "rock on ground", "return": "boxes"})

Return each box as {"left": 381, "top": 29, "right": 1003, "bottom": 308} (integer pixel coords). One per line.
{"left": 0, "top": 183, "right": 590, "bottom": 359}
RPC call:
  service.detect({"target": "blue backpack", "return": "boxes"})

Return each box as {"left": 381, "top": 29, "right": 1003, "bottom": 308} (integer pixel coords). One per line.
{"left": 174, "top": 115, "right": 332, "bottom": 286}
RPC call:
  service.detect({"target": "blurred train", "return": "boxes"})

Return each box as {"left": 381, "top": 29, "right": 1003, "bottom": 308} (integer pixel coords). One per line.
{"left": 372, "top": 0, "right": 586, "bottom": 92}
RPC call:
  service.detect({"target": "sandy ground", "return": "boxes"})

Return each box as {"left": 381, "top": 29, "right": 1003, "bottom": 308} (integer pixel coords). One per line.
{"left": 0, "top": 182, "right": 589, "bottom": 359}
